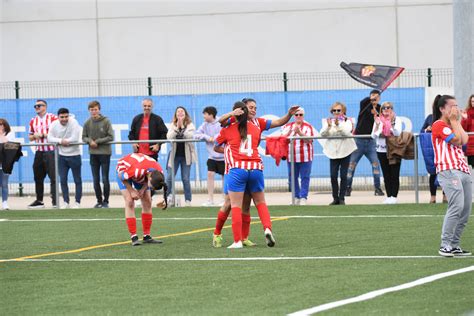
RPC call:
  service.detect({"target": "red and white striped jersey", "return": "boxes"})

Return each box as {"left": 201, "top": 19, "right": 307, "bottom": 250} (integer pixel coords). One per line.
{"left": 216, "top": 122, "right": 264, "bottom": 171}
{"left": 432, "top": 120, "right": 470, "bottom": 174}
{"left": 116, "top": 153, "right": 164, "bottom": 184}
{"left": 28, "top": 113, "right": 58, "bottom": 151}
{"left": 281, "top": 121, "right": 316, "bottom": 162}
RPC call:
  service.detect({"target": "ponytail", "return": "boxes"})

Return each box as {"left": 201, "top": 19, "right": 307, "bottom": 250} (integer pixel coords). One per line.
{"left": 432, "top": 95, "right": 442, "bottom": 122}
{"left": 233, "top": 101, "right": 248, "bottom": 141}
{"left": 150, "top": 170, "right": 168, "bottom": 210}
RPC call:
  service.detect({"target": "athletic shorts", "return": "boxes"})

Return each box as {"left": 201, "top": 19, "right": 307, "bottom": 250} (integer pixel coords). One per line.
{"left": 117, "top": 175, "right": 148, "bottom": 191}
{"left": 227, "top": 168, "right": 264, "bottom": 193}
{"left": 207, "top": 159, "right": 225, "bottom": 175}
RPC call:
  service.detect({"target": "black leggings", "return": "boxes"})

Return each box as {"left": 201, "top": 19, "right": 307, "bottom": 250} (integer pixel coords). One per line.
{"left": 377, "top": 152, "right": 401, "bottom": 198}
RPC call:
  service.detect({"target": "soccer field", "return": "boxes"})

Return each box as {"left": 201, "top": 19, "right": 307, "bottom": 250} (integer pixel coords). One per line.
{"left": 1, "top": 204, "right": 473, "bottom": 315}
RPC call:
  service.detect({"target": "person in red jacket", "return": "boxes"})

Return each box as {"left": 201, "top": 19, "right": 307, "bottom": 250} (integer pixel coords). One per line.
{"left": 461, "top": 94, "right": 474, "bottom": 167}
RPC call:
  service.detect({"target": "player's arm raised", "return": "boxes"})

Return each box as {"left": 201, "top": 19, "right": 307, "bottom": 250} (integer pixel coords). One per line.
{"left": 269, "top": 105, "right": 300, "bottom": 128}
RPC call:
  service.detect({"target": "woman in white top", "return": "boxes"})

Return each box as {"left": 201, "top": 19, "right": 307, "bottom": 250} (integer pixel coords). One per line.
{"left": 321, "top": 102, "right": 357, "bottom": 205}
{"left": 371, "top": 102, "right": 402, "bottom": 204}
{"left": 0, "top": 118, "right": 14, "bottom": 210}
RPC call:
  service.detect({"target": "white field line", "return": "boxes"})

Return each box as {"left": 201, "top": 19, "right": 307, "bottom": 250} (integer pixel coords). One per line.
{"left": 2, "top": 255, "right": 474, "bottom": 262}
{"left": 0, "top": 214, "right": 447, "bottom": 222}
{"left": 288, "top": 265, "right": 474, "bottom": 316}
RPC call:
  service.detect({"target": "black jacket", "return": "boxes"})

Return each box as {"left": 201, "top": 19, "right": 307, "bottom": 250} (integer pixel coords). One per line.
{"left": 0, "top": 142, "right": 23, "bottom": 174}
{"left": 354, "top": 97, "right": 381, "bottom": 135}
{"left": 128, "top": 113, "right": 168, "bottom": 151}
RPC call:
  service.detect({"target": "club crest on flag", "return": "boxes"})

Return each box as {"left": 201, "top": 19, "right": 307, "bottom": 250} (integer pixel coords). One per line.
{"left": 361, "top": 65, "right": 376, "bottom": 77}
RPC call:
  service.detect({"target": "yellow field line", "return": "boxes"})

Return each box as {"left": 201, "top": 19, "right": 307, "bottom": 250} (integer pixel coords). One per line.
{"left": 1, "top": 217, "right": 289, "bottom": 263}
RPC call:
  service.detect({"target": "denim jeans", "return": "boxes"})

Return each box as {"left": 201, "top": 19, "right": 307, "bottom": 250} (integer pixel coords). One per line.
{"left": 90, "top": 154, "right": 111, "bottom": 204}
{"left": 346, "top": 138, "right": 381, "bottom": 190}
{"left": 330, "top": 155, "right": 350, "bottom": 201}
{"left": 166, "top": 155, "right": 192, "bottom": 202}
{"left": 59, "top": 155, "right": 82, "bottom": 204}
{"left": 287, "top": 161, "right": 312, "bottom": 199}
{"left": 0, "top": 169, "right": 9, "bottom": 202}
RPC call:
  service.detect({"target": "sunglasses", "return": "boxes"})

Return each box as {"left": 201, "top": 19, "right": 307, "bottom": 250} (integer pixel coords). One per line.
{"left": 382, "top": 107, "right": 393, "bottom": 110}
{"left": 34, "top": 104, "right": 44, "bottom": 108}
{"left": 294, "top": 113, "right": 304, "bottom": 117}
{"left": 331, "top": 109, "right": 342, "bottom": 113}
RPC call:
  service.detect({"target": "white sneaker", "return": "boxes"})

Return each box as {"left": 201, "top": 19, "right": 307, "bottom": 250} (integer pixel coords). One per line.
{"left": 227, "top": 241, "right": 243, "bottom": 249}
{"left": 60, "top": 203, "right": 69, "bottom": 209}
{"left": 201, "top": 200, "right": 215, "bottom": 207}
{"left": 299, "top": 198, "right": 307, "bottom": 206}
{"left": 71, "top": 202, "right": 80, "bottom": 209}
{"left": 383, "top": 198, "right": 391, "bottom": 204}
{"left": 185, "top": 200, "right": 192, "bottom": 207}
{"left": 295, "top": 198, "right": 300, "bottom": 205}
{"left": 2, "top": 201, "right": 9, "bottom": 210}
{"left": 264, "top": 228, "right": 276, "bottom": 247}
{"left": 390, "top": 197, "right": 398, "bottom": 204}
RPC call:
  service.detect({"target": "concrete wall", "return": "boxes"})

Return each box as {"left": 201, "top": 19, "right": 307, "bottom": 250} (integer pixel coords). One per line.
{"left": 0, "top": 0, "right": 453, "bottom": 81}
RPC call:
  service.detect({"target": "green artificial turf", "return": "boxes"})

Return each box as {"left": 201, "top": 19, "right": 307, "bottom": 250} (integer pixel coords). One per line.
{"left": 0, "top": 204, "right": 473, "bottom": 315}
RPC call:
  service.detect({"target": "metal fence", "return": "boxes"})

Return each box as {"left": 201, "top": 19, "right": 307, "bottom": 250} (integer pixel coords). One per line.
{"left": 10, "top": 134, "right": 439, "bottom": 208}
{"left": 0, "top": 68, "right": 453, "bottom": 100}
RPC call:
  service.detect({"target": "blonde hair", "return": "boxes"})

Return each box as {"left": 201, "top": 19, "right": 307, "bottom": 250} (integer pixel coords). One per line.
{"left": 381, "top": 101, "right": 394, "bottom": 109}
{"left": 330, "top": 102, "right": 346, "bottom": 115}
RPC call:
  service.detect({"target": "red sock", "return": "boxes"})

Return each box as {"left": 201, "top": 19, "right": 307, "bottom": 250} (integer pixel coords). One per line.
{"left": 214, "top": 210, "right": 229, "bottom": 235}
{"left": 141, "top": 213, "right": 153, "bottom": 236}
{"left": 256, "top": 203, "right": 272, "bottom": 231}
{"left": 231, "top": 207, "right": 242, "bottom": 242}
{"left": 242, "top": 213, "right": 251, "bottom": 240}
{"left": 126, "top": 217, "right": 137, "bottom": 236}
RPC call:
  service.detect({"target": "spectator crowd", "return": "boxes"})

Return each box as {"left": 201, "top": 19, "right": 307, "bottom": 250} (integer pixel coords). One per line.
{"left": 1, "top": 92, "right": 473, "bottom": 210}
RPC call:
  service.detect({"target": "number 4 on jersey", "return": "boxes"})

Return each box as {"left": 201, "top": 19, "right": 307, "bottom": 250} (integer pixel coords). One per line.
{"left": 239, "top": 135, "right": 253, "bottom": 156}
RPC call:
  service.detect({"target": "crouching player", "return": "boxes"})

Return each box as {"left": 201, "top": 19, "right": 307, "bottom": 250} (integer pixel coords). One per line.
{"left": 116, "top": 153, "right": 168, "bottom": 246}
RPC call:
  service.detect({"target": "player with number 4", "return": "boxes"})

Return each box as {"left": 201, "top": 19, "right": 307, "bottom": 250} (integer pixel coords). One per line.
{"left": 116, "top": 153, "right": 168, "bottom": 246}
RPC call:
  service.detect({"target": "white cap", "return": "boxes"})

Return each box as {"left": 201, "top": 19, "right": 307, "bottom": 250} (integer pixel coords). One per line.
{"left": 295, "top": 107, "right": 305, "bottom": 115}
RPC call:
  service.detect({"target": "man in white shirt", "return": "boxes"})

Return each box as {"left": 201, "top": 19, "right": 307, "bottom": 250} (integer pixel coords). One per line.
{"left": 48, "top": 108, "right": 82, "bottom": 209}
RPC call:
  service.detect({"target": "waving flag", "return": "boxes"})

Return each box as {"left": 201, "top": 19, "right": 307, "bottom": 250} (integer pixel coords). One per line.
{"left": 340, "top": 62, "right": 404, "bottom": 91}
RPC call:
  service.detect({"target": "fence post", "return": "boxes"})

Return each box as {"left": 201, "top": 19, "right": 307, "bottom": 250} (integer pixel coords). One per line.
{"left": 147, "top": 77, "right": 153, "bottom": 96}
{"left": 283, "top": 72, "right": 288, "bottom": 92}
{"left": 170, "top": 141, "right": 176, "bottom": 207}
{"left": 54, "top": 145, "right": 60, "bottom": 207}
{"left": 14, "top": 80, "right": 24, "bottom": 197}
{"left": 414, "top": 134, "right": 419, "bottom": 204}
{"left": 427, "top": 68, "right": 432, "bottom": 87}
{"left": 290, "top": 138, "right": 296, "bottom": 205}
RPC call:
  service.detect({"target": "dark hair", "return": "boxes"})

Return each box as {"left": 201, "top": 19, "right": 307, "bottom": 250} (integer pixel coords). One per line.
{"left": 150, "top": 170, "right": 168, "bottom": 210}
{"left": 370, "top": 90, "right": 381, "bottom": 96}
{"left": 242, "top": 98, "right": 256, "bottom": 104}
{"left": 57, "top": 108, "right": 69, "bottom": 115}
{"left": 88, "top": 100, "right": 101, "bottom": 110}
{"left": 0, "top": 118, "right": 11, "bottom": 135}
{"left": 432, "top": 95, "right": 442, "bottom": 121}
{"left": 466, "top": 94, "right": 474, "bottom": 110}
{"left": 36, "top": 99, "right": 47, "bottom": 106}
{"left": 233, "top": 101, "right": 248, "bottom": 141}
{"left": 433, "top": 95, "right": 456, "bottom": 121}
{"left": 203, "top": 106, "right": 217, "bottom": 118}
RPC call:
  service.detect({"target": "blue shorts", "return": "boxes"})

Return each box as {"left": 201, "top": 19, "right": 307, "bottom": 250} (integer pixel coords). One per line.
{"left": 117, "top": 174, "right": 147, "bottom": 191}
{"left": 227, "top": 168, "right": 264, "bottom": 193}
